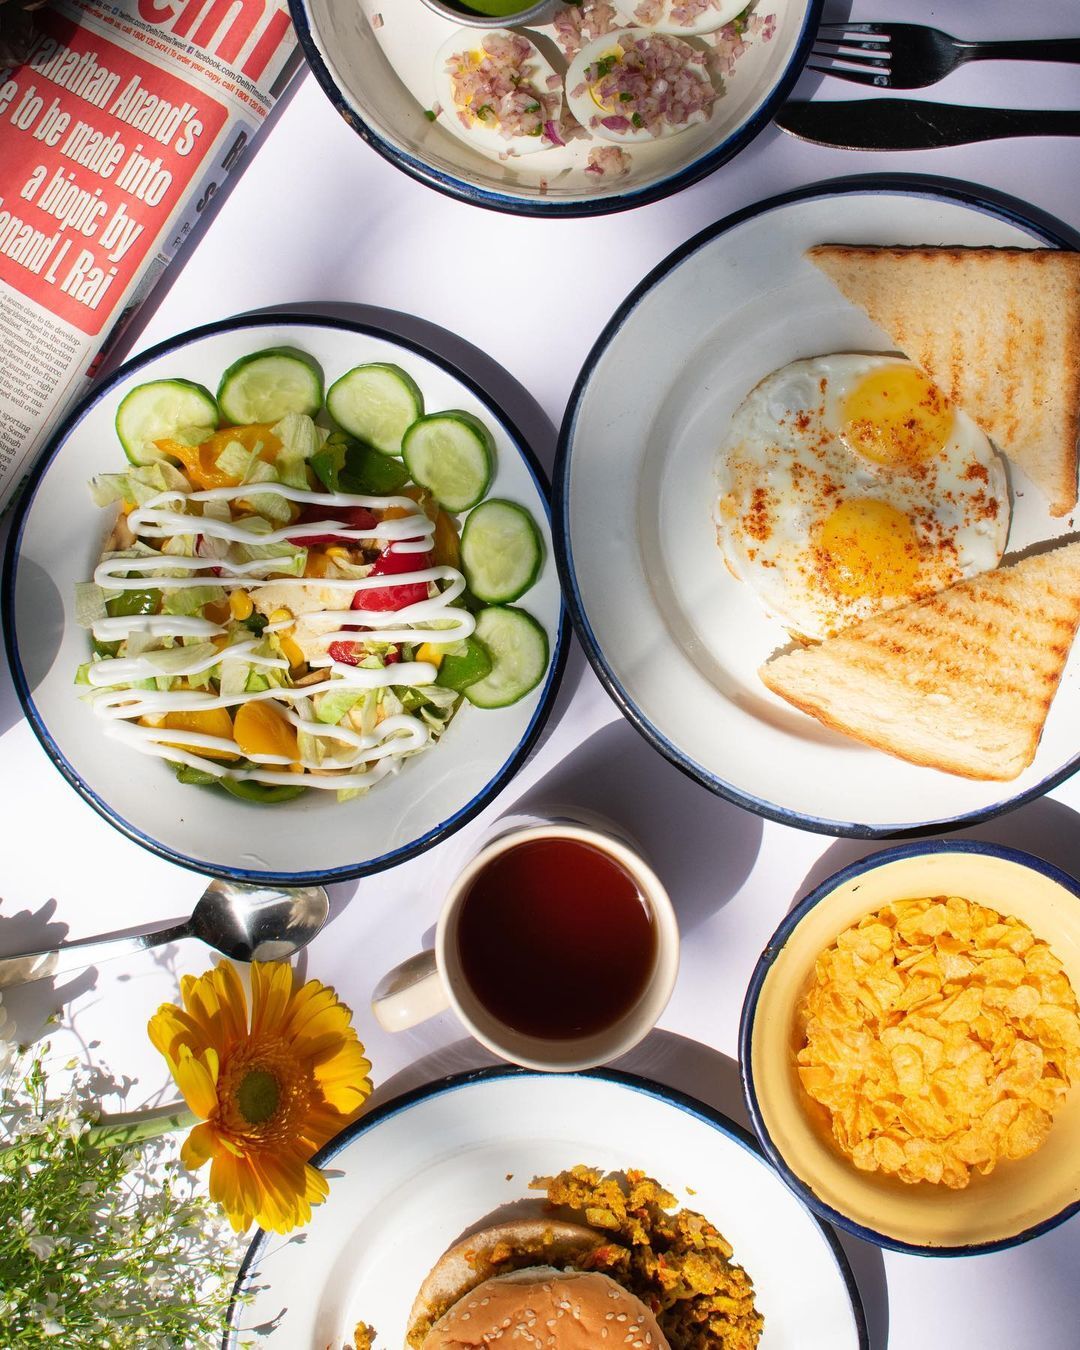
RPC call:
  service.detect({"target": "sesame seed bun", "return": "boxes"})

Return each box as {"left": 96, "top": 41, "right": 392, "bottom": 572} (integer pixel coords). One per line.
{"left": 406, "top": 1220, "right": 603, "bottom": 1344}
{"left": 420, "top": 1269, "right": 670, "bottom": 1350}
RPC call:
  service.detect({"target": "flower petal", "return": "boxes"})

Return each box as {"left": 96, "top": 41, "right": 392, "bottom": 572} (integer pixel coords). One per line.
{"left": 314, "top": 1044, "right": 373, "bottom": 1108}
{"left": 181, "top": 961, "right": 249, "bottom": 1056}
{"left": 148, "top": 1004, "right": 213, "bottom": 1062}
{"left": 281, "top": 982, "right": 340, "bottom": 1039}
{"left": 248, "top": 1150, "right": 328, "bottom": 1233}
{"left": 180, "top": 1121, "right": 220, "bottom": 1171}
{"left": 172, "top": 1047, "right": 220, "bottom": 1119}
{"left": 250, "top": 961, "right": 296, "bottom": 1040}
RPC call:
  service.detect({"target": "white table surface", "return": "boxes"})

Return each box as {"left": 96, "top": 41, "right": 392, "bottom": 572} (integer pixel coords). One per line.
{"left": 3, "top": 1, "right": 1080, "bottom": 1345}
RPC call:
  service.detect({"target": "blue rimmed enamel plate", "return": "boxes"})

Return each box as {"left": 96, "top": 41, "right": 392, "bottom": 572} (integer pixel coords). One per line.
{"left": 225, "top": 1067, "right": 867, "bottom": 1347}
{"left": 3, "top": 314, "right": 566, "bottom": 884}
{"left": 555, "top": 175, "right": 1080, "bottom": 837}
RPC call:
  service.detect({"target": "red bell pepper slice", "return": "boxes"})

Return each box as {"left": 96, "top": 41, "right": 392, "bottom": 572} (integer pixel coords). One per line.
{"left": 327, "top": 544, "right": 429, "bottom": 664}
{"left": 287, "top": 504, "right": 378, "bottom": 546}
{"left": 352, "top": 544, "right": 430, "bottom": 612}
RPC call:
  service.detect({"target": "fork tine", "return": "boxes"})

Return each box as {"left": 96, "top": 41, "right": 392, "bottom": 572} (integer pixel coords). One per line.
{"left": 805, "top": 62, "right": 888, "bottom": 87}
{"left": 815, "top": 22, "right": 887, "bottom": 37}
{"left": 811, "top": 36, "right": 890, "bottom": 55}
{"left": 810, "top": 45, "right": 890, "bottom": 70}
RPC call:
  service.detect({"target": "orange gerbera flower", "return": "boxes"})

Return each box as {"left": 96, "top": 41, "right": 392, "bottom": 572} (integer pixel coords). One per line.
{"left": 148, "top": 961, "right": 372, "bottom": 1234}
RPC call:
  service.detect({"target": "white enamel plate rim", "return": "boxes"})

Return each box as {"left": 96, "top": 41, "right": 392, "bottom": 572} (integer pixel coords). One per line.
{"left": 555, "top": 176, "right": 1080, "bottom": 837}
{"left": 4, "top": 313, "right": 566, "bottom": 883}
{"left": 224, "top": 1068, "right": 869, "bottom": 1349}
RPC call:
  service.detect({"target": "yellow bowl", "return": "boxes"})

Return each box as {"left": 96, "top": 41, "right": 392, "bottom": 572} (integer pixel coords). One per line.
{"left": 740, "top": 841, "right": 1080, "bottom": 1253}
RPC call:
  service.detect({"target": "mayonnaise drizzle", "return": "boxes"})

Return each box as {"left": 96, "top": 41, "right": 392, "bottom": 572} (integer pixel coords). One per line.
{"left": 84, "top": 479, "right": 471, "bottom": 789}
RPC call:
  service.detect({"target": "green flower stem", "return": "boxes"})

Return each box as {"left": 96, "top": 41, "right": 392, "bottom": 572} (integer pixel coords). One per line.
{"left": 86, "top": 1100, "right": 197, "bottom": 1149}
{"left": 0, "top": 1100, "right": 196, "bottom": 1164}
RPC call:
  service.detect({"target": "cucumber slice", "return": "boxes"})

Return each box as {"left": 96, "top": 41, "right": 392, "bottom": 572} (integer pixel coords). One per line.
{"left": 460, "top": 499, "right": 543, "bottom": 603}
{"left": 217, "top": 349, "right": 324, "bottom": 425}
{"left": 435, "top": 635, "right": 493, "bottom": 692}
{"left": 115, "top": 379, "right": 218, "bottom": 466}
{"left": 402, "top": 411, "right": 493, "bottom": 513}
{"left": 326, "top": 363, "right": 423, "bottom": 456}
{"left": 463, "top": 606, "right": 548, "bottom": 709}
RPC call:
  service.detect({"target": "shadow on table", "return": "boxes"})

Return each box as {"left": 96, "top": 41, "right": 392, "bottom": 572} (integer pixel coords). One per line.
{"left": 242, "top": 300, "right": 559, "bottom": 481}
{"left": 0, "top": 896, "right": 204, "bottom": 1054}
{"left": 512, "top": 718, "right": 764, "bottom": 933}
{"left": 791, "top": 795, "right": 1080, "bottom": 915}
{"left": 0, "top": 899, "right": 87, "bottom": 1045}
{"left": 364, "top": 1029, "right": 888, "bottom": 1350}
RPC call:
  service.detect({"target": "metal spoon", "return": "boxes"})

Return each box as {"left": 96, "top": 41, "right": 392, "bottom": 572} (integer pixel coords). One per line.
{"left": 0, "top": 879, "right": 330, "bottom": 989}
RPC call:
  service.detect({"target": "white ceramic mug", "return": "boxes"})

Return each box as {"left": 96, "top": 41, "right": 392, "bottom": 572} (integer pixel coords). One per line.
{"left": 371, "top": 818, "right": 680, "bottom": 1071}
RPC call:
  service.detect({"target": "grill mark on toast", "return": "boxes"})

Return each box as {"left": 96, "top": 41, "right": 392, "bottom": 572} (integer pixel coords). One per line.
{"left": 806, "top": 245, "right": 1080, "bottom": 515}
{"left": 760, "top": 541, "right": 1080, "bottom": 779}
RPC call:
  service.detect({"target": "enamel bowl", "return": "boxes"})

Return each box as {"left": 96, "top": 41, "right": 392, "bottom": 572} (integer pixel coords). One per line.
{"left": 288, "top": 0, "right": 821, "bottom": 215}
{"left": 740, "top": 841, "right": 1080, "bottom": 1253}
{"left": 2, "top": 315, "right": 566, "bottom": 885}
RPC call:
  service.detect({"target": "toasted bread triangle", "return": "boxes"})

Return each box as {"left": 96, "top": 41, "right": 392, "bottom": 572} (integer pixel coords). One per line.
{"left": 807, "top": 245, "right": 1080, "bottom": 516}
{"left": 759, "top": 540, "right": 1080, "bottom": 780}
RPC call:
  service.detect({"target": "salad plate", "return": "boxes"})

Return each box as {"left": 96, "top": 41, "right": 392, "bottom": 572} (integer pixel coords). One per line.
{"left": 3, "top": 315, "right": 565, "bottom": 884}
{"left": 556, "top": 175, "right": 1080, "bottom": 836}
{"left": 225, "top": 1067, "right": 868, "bottom": 1348}
{"left": 289, "top": 0, "right": 821, "bottom": 215}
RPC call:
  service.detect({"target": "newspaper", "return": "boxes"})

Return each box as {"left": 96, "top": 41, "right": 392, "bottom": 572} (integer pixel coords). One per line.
{"left": 0, "top": 0, "right": 301, "bottom": 514}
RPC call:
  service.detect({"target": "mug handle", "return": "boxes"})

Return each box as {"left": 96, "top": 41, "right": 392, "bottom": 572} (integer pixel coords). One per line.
{"left": 371, "top": 950, "right": 450, "bottom": 1031}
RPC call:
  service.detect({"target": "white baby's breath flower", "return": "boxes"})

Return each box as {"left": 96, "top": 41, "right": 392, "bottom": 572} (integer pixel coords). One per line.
{"left": 27, "top": 1233, "right": 57, "bottom": 1259}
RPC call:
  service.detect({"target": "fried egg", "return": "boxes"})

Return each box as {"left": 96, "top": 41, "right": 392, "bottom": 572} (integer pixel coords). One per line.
{"left": 433, "top": 28, "right": 562, "bottom": 158}
{"left": 565, "top": 30, "right": 714, "bottom": 143}
{"left": 613, "top": 0, "right": 746, "bottom": 37}
{"left": 715, "top": 354, "right": 1011, "bottom": 641}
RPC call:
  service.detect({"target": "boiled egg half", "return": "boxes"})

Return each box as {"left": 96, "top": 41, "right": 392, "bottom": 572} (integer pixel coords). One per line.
{"left": 433, "top": 28, "right": 563, "bottom": 157}
{"left": 613, "top": 0, "right": 747, "bottom": 38}
{"left": 565, "top": 29, "right": 715, "bottom": 143}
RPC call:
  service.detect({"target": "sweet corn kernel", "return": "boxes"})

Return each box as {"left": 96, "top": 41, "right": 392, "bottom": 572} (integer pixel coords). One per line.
{"left": 416, "top": 642, "right": 444, "bottom": 669}
{"left": 325, "top": 546, "right": 350, "bottom": 560}
{"left": 269, "top": 608, "right": 294, "bottom": 624}
{"left": 229, "top": 590, "right": 254, "bottom": 620}
{"left": 288, "top": 761, "right": 305, "bottom": 774}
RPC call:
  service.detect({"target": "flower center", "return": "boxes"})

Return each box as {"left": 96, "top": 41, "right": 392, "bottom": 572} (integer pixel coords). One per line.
{"left": 237, "top": 1068, "right": 280, "bottom": 1125}
{"left": 218, "top": 1036, "right": 314, "bottom": 1147}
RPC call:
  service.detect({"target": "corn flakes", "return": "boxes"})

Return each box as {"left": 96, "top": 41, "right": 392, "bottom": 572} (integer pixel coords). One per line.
{"left": 796, "top": 896, "right": 1080, "bottom": 1187}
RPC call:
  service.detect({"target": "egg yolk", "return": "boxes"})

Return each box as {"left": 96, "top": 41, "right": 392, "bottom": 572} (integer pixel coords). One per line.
{"left": 588, "top": 46, "right": 625, "bottom": 112}
{"left": 815, "top": 498, "right": 920, "bottom": 600}
{"left": 842, "top": 365, "right": 954, "bottom": 469}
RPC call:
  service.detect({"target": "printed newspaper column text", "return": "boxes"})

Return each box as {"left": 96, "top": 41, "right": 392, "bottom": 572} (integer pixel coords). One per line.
{"left": 0, "top": 291, "right": 82, "bottom": 469}
{"left": 0, "top": 9, "right": 229, "bottom": 336}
